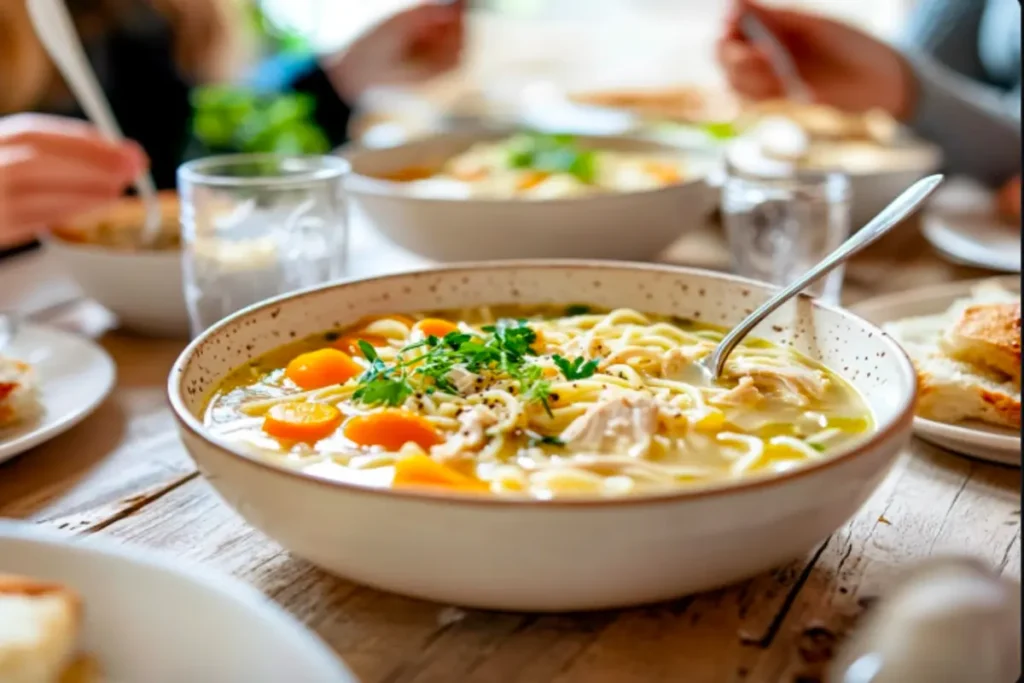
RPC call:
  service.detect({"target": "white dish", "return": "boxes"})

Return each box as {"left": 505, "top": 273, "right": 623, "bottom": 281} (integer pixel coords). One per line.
{"left": 0, "top": 323, "right": 116, "bottom": 464}
{"left": 852, "top": 276, "right": 1021, "bottom": 466}
{"left": 169, "top": 261, "right": 916, "bottom": 611}
{"left": 343, "top": 131, "right": 718, "bottom": 262}
{"left": 46, "top": 239, "right": 190, "bottom": 339}
{"left": 0, "top": 521, "right": 355, "bottom": 683}
{"left": 921, "top": 177, "right": 1021, "bottom": 272}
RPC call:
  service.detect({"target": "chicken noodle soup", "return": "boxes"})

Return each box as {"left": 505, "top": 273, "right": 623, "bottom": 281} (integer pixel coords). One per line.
{"left": 204, "top": 306, "right": 872, "bottom": 498}
{"left": 375, "top": 133, "right": 689, "bottom": 200}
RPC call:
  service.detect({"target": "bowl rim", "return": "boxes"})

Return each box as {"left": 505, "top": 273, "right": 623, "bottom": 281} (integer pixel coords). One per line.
{"left": 44, "top": 235, "right": 182, "bottom": 259}
{"left": 343, "top": 129, "right": 713, "bottom": 205}
{"left": 168, "top": 260, "right": 918, "bottom": 508}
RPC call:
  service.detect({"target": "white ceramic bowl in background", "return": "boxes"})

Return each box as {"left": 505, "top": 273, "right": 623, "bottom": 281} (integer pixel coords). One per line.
{"left": 45, "top": 239, "right": 189, "bottom": 338}
{"left": 169, "top": 262, "right": 917, "bottom": 612}
{"left": 343, "top": 131, "right": 718, "bottom": 262}
{"left": 0, "top": 521, "right": 356, "bottom": 682}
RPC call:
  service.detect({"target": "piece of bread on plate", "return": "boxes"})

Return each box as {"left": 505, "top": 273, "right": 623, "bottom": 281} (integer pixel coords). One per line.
{"left": 940, "top": 302, "right": 1021, "bottom": 384}
{"left": 0, "top": 357, "right": 42, "bottom": 430}
{"left": 0, "top": 575, "right": 83, "bottom": 683}
{"left": 907, "top": 350, "right": 1021, "bottom": 430}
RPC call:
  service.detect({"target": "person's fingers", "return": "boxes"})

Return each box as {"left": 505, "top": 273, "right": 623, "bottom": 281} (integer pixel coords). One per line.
{"left": 5, "top": 191, "right": 120, "bottom": 231}
{"left": 1, "top": 145, "right": 134, "bottom": 195}
{"left": 0, "top": 114, "right": 146, "bottom": 179}
{"left": 717, "top": 39, "right": 781, "bottom": 98}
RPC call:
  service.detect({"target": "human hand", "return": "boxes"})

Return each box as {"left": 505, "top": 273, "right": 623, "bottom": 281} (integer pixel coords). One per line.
{"left": 716, "top": 0, "right": 915, "bottom": 119}
{"left": 0, "top": 114, "right": 147, "bottom": 248}
{"left": 327, "top": 1, "right": 464, "bottom": 102}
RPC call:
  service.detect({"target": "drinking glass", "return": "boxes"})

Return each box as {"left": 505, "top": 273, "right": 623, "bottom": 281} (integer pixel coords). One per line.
{"left": 178, "top": 155, "right": 349, "bottom": 336}
{"left": 721, "top": 162, "right": 851, "bottom": 304}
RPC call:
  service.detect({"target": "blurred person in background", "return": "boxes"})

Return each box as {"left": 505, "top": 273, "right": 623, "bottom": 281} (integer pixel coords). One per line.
{"left": 717, "top": 0, "right": 1020, "bottom": 218}
{"left": 0, "top": 0, "right": 463, "bottom": 249}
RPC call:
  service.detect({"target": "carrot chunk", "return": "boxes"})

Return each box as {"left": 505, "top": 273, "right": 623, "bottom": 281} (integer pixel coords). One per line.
{"left": 392, "top": 454, "right": 488, "bottom": 491}
{"left": 285, "top": 349, "right": 363, "bottom": 390}
{"left": 412, "top": 318, "right": 459, "bottom": 339}
{"left": 343, "top": 409, "right": 444, "bottom": 451}
{"left": 335, "top": 333, "right": 389, "bottom": 357}
{"left": 263, "top": 401, "right": 343, "bottom": 442}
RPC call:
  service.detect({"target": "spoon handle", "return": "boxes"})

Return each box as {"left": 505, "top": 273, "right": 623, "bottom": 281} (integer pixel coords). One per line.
{"left": 706, "top": 174, "right": 945, "bottom": 377}
{"left": 739, "top": 13, "right": 813, "bottom": 104}
{"left": 26, "top": 0, "right": 161, "bottom": 244}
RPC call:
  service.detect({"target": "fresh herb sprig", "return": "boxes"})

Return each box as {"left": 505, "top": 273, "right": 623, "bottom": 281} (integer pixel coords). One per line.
{"left": 351, "top": 320, "right": 554, "bottom": 415}
{"left": 505, "top": 133, "right": 598, "bottom": 184}
{"left": 552, "top": 354, "right": 601, "bottom": 380}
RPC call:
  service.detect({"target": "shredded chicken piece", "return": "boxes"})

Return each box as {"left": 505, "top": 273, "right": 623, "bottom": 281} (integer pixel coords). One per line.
{"left": 445, "top": 366, "right": 480, "bottom": 395}
{"left": 661, "top": 344, "right": 712, "bottom": 378}
{"left": 559, "top": 393, "right": 659, "bottom": 458}
{"left": 433, "top": 405, "right": 498, "bottom": 460}
{"left": 724, "top": 358, "right": 829, "bottom": 407}
{"left": 710, "top": 376, "right": 764, "bottom": 407}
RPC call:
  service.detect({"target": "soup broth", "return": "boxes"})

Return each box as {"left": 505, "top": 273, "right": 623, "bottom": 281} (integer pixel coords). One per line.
{"left": 204, "top": 305, "right": 872, "bottom": 499}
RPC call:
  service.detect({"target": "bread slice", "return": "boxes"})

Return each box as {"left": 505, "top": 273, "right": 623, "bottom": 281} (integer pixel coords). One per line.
{"left": 0, "top": 575, "right": 82, "bottom": 683}
{"left": 0, "top": 357, "right": 42, "bottom": 429}
{"left": 941, "top": 302, "right": 1021, "bottom": 384}
{"left": 909, "top": 350, "right": 1021, "bottom": 429}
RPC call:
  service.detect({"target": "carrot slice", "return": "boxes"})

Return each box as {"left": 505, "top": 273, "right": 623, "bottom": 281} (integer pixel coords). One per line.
{"left": 392, "top": 454, "right": 488, "bottom": 491}
{"left": 412, "top": 318, "right": 459, "bottom": 339}
{"left": 516, "top": 170, "right": 550, "bottom": 191}
{"left": 643, "top": 161, "right": 681, "bottom": 185}
{"left": 343, "top": 409, "right": 444, "bottom": 451}
{"left": 285, "top": 349, "right": 363, "bottom": 390}
{"left": 335, "top": 333, "right": 389, "bottom": 357}
{"left": 530, "top": 327, "right": 545, "bottom": 353}
{"left": 263, "top": 401, "right": 343, "bottom": 442}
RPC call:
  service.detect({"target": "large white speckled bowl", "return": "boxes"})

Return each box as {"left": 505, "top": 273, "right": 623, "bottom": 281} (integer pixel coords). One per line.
{"left": 343, "top": 131, "right": 718, "bottom": 261}
{"left": 169, "top": 262, "right": 916, "bottom": 611}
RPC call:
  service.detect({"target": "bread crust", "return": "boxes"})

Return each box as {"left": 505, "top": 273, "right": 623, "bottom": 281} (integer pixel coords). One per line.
{"left": 942, "top": 302, "right": 1021, "bottom": 384}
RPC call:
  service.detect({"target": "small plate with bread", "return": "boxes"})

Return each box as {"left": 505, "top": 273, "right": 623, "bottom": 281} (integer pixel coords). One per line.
{"left": 854, "top": 276, "right": 1020, "bottom": 465}
{"left": 0, "top": 521, "right": 356, "bottom": 683}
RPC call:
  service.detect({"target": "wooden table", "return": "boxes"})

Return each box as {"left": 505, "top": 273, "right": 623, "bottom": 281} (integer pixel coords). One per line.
{"left": 0, "top": 217, "right": 1019, "bottom": 683}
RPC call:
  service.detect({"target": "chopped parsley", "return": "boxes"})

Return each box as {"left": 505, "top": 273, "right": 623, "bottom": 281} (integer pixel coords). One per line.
{"left": 552, "top": 354, "right": 601, "bottom": 380}
{"left": 505, "top": 133, "right": 598, "bottom": 184}
{"left": 351, "top": 319, "right": 554, "bottom": 415}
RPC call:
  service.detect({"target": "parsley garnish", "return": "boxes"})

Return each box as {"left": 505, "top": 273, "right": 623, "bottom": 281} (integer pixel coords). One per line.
{"left": 505, "top": 133, "right": 598, "bottom": 184}
{"left": 552, "top": 354, "right": 601, "bottom": 380}
{"left": 351, "top": 341, "right": 413, "bottom": 407}
{"left": 564, "top": 304, "right": 591, "bottom": 316}
{"left": 351, "top": 320, "right": 554, "bottom": 415}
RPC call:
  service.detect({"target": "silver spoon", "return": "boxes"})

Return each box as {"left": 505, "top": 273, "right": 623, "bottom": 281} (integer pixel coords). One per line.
{"left": 739, "top": 12, "right": 813, "bottom": 104}
{"left": 26, "top": 0, "right": 162, "bottom": 247}
{"left": 699, "top": 173, "right": 945, "bottom": 381}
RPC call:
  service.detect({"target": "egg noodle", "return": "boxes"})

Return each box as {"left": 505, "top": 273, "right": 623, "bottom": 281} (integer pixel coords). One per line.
{"left": 205, "top": 306, "right": 871, "bottom": 499}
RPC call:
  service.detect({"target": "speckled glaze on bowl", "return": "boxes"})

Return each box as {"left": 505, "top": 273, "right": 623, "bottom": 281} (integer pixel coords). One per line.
{"left": 343, "top": 130, "right": 718, "bottom": 261}
{"left": 168, "top": 261, "right": 916, "bottom": 611}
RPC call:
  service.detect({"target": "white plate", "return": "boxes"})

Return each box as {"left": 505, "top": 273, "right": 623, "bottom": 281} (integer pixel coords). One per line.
{"left": 921, "top": 177, "right": 1021, "bottom": 272}
{"left": 0, "top": 521, "right": 357, "bottom": 683}
{"left": 852, "top": 276, "right": 1021, "bottom": 466}
{"left": 0, "top": 323, "right": 116, "bottom": 463}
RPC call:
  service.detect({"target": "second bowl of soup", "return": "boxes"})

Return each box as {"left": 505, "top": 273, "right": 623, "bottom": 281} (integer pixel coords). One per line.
{"left": 170, "top": 261, "right": 916, "bottom": 610}
{"left": 343, "top": 131, "right": 718, "bottom": 262}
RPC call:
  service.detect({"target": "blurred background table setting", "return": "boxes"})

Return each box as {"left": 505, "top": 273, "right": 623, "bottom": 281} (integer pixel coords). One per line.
{"left": 0, "top": 1, "right": 1019, "bottom": 681}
